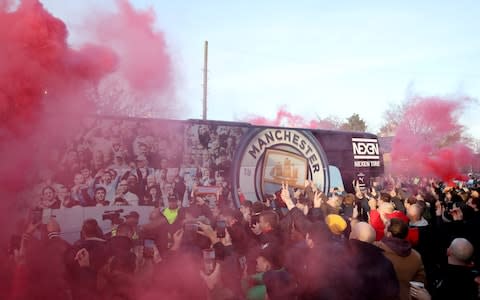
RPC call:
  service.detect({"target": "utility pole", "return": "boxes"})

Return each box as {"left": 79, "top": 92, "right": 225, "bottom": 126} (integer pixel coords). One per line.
{"left": 202, "top": 41, "right": 208, "bottom": 120}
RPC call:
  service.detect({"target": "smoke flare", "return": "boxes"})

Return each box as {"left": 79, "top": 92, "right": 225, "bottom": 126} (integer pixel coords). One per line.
{"left": 0, "top": 0, "right": 175, "bottom": 240}
{"left": 390, "top": 96, "right": 474, "bottom": 183}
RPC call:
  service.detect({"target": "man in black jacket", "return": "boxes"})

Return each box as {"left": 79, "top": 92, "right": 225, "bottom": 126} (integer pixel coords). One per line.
{"left": 432, "top": 238, "right": 478, "bottom": 300}
{"left": 280, "top": 183, "right": 356, "bottom": 299}
{"left": 348, "top": 222, "right": 400, "bottom": 300}
{"left": 67, "top": 219, "right": 107, "bottom": 300}
{"left": 106, "top": 223, "right": 134, "bottom": 258}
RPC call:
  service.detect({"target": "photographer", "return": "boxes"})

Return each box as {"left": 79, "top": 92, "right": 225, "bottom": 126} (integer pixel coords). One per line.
{"left": 106, "top": 223, "right": 134, "bottom": 258}
{"left": 124, "top": 211, "right": 141, "bottom": 241}
{"left": 102, "top": 209, "right": 126, "bottom": 239}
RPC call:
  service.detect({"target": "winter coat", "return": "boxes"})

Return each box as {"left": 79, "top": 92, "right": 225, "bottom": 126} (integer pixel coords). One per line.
{"left": 409, "top": 219, "right": 435, "bottom": 283}
{"left": 106, "top": 235, "right": 134, "bottom": 258}
{"left": 347, "top": 239, "right": 399, "bottom": 300}
{"left": 369, "top": 209, "right": 385, "bottom": 241}
{"left": 375, "top": 237, "right": 425, "bottom": 300}
{"left": 432, "top": 264, "right": 478, "bottom": 300}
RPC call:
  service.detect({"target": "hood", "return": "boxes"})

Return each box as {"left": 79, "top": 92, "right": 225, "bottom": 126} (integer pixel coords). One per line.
{"left": 410, "top": 217, "right": 428, "bottom": 227}
{"left": 381, "top": 236, "right": 412, "bottom": 257}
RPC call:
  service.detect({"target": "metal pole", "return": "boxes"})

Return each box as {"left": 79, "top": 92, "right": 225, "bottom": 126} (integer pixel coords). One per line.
{"left": 202, "top": 41, "right": 208, "bottom": 120}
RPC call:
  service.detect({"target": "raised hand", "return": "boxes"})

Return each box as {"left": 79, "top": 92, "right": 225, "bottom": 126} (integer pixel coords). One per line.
{"left": 281, "top": 182, "right": 291, "bottom": 201}
{"left": 25, "top": 221, "right": 41, "bottom": 234}
{"left": 435, "top": 201, "right": 443, "bottom": 217}
{"left": 313, "top": 191, "right": 323, "bottom": 208}
{"left": 200, "top": 262, "right": 221, "bottom": 290}
{"left": 75, "top": 248, "right": 90, "bottom": 267}
{"left": 370, "top": 187, "right": 377, "bottom": 198}
{"left": 220, "top": 228, "right": 233, "bottom": 246}
{"left": 353, "top": 180, "right": 360, "bottom": 193}
{"left": 390, "top": 189, "right": 397, "bottom": 198}
{"left": 197, "top": 222, "right": 219, "bottom": 244}
{"left": 352, "top": 204, "right": 359, "bottom": 219}
{"left": 172, "top": 229, "right": 184, "bottom": 250}
{"left": 451, "top": 207, "right": 464, "bottom": 221}
{"left": 251, "top": 223, "right": 262, "bottom": 236}
{"left": 304, "top": 180, "right": 310, "bottom": 189}
{"left": 281, "top": 182, "right": 295, "bottom": 210}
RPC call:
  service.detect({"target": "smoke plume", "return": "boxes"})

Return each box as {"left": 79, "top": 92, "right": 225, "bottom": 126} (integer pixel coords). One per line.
{"left": 244, "top": 106, "right": 340, "bottom": 130}
{"left": 0, "top": 0, "right": 175, "bottom": 239}
{"left": 390, "top": 96, "right": 474, "bottom": 183}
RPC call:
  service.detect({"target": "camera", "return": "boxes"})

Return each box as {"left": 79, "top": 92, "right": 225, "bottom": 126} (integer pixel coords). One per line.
{"left": 216, "top": 220, "right": 226, "bottom": 238}
{"left": 102, "top": 209, "right": 124, "bottom": 225}
{"left": 184, "top": 221, "right": 199, "bottom": 232}
{"left": 143, "top": 239, "right": 155, "bottom": 258}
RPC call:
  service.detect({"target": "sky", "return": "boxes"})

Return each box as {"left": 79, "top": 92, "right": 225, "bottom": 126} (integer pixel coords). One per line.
{"left": 41, "top": 0, "right": 480, "bottom": 136}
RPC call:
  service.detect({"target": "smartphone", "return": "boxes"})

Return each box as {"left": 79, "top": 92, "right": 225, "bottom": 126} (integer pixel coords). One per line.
{"left": 184, "top": 222, "right": 199, "bottom": 232}
{"left": 409, "top": 281, "right": 424, "bottom": 288}
{"left": 143, "top": 239, "right": 155, "bottom": 258}
{"left": 239, "top": 255, "right": 247, "bottom": 270}
{"left": 203, "top": 249, "right": 216, "bottom": 275}
{"left": 216, "top": 220, "right": 226, "bottom": 238}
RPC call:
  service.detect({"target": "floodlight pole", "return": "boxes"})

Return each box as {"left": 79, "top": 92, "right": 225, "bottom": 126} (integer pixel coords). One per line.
{"left": 202, "top": 41, "right": 208, "bottom": 120}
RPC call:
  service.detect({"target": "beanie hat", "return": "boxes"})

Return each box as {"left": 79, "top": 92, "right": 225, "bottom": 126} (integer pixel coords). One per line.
{"left": 325, "top": 214, "right": 347, "bottom": 235}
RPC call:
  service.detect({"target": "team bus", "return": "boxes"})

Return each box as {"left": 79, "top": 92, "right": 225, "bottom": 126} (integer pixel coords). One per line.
{"left": 32, "top": 116, "right": 383, "bottom": 241}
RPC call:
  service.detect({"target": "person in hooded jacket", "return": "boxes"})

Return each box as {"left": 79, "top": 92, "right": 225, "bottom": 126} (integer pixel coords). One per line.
{"left": 375, "top": 218, "right": 425, "bottom": 300}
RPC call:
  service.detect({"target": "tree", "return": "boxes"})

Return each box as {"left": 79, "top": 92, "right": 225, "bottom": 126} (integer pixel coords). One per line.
{"left": 378, "top": 102, "right": 407, "bottom": 137}
{"left": 386, "top": 95, "right": 472, "bottom": 180}
{"left": 341, "top": 113, "right": 367, "bottom": 132}
{"left": 90, "top": 75, "right": 177, "bottom": 119}
{"left": 315, "top": 115, "right": 343, "bottom": 130}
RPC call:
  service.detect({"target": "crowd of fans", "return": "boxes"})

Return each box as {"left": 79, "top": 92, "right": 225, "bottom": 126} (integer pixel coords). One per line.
{"left": 3, "top": 174, "right": 480, "bottom": 300}
{"left": 30, "top": 118, "right": 248, "bottom": 210}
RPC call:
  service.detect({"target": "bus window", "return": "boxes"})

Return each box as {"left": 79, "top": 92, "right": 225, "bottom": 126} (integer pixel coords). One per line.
{"left": 328, "top": 165, "right": 345, "bottom": 192}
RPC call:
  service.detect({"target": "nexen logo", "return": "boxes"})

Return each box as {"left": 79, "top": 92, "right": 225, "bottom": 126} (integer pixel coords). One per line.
{"left": 352, "top": 138, "right": 379, "bottom": 160}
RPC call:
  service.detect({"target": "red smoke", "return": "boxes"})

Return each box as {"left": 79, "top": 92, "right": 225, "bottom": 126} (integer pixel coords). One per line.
{"left": 245, "top": 106, "right": 339, "bottom": 130}
{"left": 88, "top": 0, "right": 172, "bottom": 95}
{"left": 0, "top": 0, "right": 117, "bottom": 134}
{"left": 0, "top": 0, "right": 174, "bottom": 238}
{"left": 390, "top": 96, "right": 473, "bottom": 183}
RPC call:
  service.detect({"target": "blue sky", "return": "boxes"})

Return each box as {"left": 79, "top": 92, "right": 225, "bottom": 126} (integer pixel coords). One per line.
{"left": 42, "top": 0, "right": 480, "bottom": 136}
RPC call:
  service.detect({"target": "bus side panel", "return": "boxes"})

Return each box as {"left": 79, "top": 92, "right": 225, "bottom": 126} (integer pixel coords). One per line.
{"left": 312, "top": 131, "right": 384, "bottom": 193}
